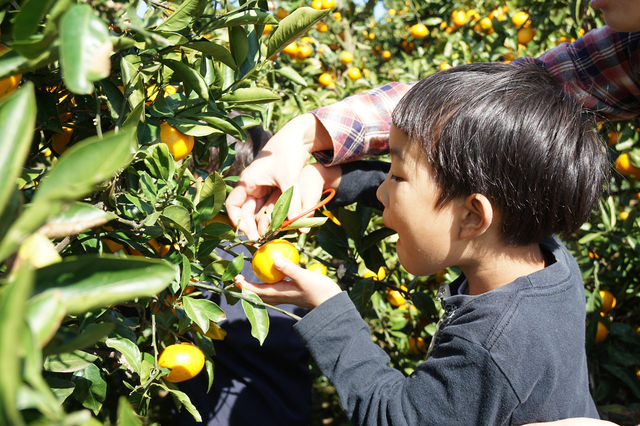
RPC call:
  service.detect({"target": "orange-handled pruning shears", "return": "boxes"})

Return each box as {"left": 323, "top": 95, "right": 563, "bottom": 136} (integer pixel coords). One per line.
{"left": 279, "top": 188, "right": 336, "bottom": 230}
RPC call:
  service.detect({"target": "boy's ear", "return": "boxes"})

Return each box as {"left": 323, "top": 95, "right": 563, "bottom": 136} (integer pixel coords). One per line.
{"left": 459, "top": 194, "right": 494, "bottom": 241}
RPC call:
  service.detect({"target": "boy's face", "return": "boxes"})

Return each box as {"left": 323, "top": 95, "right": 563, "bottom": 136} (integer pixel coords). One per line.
{"left": 376, "top": 125, "right": 460, "bottom": 277}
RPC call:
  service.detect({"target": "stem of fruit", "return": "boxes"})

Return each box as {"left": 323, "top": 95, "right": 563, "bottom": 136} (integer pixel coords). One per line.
{"left": 196, "top": 282, "right": 302, "bottom": 321}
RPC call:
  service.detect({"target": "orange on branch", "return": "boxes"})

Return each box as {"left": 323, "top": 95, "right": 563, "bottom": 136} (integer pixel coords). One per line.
{"left": 517, "top": 28, "right": 536, "bottom": 44}
{"left": 51, "top": 127, "right": 74, "bottom": 155}
{"left": 307, "top": 262, "right": 328, "bottom": 275}
{"left": 599, "top": 290, "right": 617, "bottom": 313}
{"left": 450, "top": 10, "right": 466, "bottom": 27}
{"left": 347, "top": 67, "right": 361, "bottom": 81}
{"left": 341, "top": 51, "right": 353, "bottom": 65}
{"left": 410, "top": 24, "right": 429, "bottom": 39}
{"left": 251, "top": 239, "right": 300, "bottom": 283}
{"left": 160, "top": 121, "right": 194, "bottom": 161}
{"left": 158, "top": 343, "right": 205, "bottom": 383}
{"left": 512, "top": 11, "right": 529, "bottom": 27}
{"left": 615, "top": 153, "right": 640, "bottom": 176}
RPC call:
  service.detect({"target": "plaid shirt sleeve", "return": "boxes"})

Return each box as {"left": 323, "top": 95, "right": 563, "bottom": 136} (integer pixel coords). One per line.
{"left": 515, "top": 26, "right": 640, "bottom": 120}
{"left": 310, "top": 82, "right": 415, "bottom": 166}
{"left": 311, "top": 27, "right": 640, "bottom": 165}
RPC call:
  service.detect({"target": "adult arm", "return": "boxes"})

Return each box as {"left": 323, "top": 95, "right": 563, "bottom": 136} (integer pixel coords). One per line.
{"left": 515, "top": 26, "right": 640, "bottom": 120}
{"left": 225, "top": 84, "right": 411, "bottom": 239}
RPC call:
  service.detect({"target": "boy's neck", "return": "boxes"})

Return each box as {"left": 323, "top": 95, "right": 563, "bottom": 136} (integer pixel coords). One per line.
{"left": 460, "top": 242, "right": 547, "bottom": 296}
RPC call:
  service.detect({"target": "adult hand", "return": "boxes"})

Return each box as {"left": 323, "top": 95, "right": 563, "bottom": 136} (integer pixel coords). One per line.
{"left": 234, "top": 257, "right": 342, "bottom": 310}
{"left": 225, "top": 113, "right": 333, "bottom": 240}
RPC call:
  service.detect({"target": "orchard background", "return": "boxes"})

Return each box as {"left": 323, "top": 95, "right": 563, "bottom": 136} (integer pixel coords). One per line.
{"left": 1, "top": 0, "right": 640, "bottom": 424}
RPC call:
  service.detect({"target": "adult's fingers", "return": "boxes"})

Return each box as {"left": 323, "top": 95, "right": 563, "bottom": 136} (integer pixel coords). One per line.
{"left": 239, "top": 196, "right": 260, "bottom": 240}
{"left": 255, "top": 190, "right": 280, "bottom": 237}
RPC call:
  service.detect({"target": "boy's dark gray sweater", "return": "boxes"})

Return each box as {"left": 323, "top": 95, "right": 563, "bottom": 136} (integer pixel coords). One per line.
{"left": 296, "top": 162, "right": 598, "bottom": 425}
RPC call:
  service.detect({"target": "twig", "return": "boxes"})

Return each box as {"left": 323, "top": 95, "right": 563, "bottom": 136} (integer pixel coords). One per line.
{"left": 55, "top": 235, "right": 75, "bottom": 253}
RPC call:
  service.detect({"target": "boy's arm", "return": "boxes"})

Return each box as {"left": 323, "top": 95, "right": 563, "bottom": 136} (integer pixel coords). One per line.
{"left": 235, "top": 264, "right": 519, "bottom": 426}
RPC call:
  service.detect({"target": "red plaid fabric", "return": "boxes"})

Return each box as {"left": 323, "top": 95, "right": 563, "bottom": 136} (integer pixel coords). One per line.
{"left": 312, "top": 26, "right": 640, "bottom": 166}
{"left": 520, "top": 26, "right": 640, "bottom": 120}
{"left": 311, "top": 82, "right": 414, "bottom": 165}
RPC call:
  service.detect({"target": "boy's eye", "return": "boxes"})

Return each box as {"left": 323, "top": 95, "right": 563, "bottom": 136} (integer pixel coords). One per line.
{"left": 390, "top": 174, "right": 403, "bottom": 182}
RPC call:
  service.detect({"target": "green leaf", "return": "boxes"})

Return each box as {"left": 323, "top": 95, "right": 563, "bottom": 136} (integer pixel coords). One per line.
{"left": 34, "top": 128, "right": 136, "bottom": 204}
{"left": 161, "top": 383, "right": 202, "bottom": 422}
{"left": 156, "top": 0, "right": 204, "bottom": 32}
{"left": 145, "top": 142, "right": 175, "bottom": 182}
{"left": 72, "top": 363, "right": 106, "bottom": 415}
{"left": 0, "top": 201, "right": 62, "bottom": 264}
{"left": 359, "top": 227, "right": 397, "bottom": 253}
{"left": 0, "top": 83, "right": 36, "bottom": 222}
{"left": 0, "top": 264, "right": 34, "bottom": 426}
{"left": 12, "top": 0, "right": 56, "bottom": 41}
{"left": 121, "top": 56, "right": 145, "bottom": 110}
{"left": 350, "top": 279, "right": 376, "bottom": 314}
{"left": 99, "top": 79, "right": 126, "bottom": 120}
{"left": 160, "top": 59, "right": 209, "bottom": 102}
{"left": 182, "top": 296, "right": 226, "bottom": 333}
{"left": 105, "top": 338, "right": 142, "bottom": 375}
{"left": 275, "top": 66, "right": 307, "bottom": 87}
{"left": 161, "top": 204, "right": 193, "bottom": 245}
{"left": 117, "top": 396, "right": 143, "bottom": 426}
{"left": 39, "top": 202, "right": 116, "bottom": 239}
{"left": 191, "top": 112, "right": 246, "bottom": 141}
{"left": 571, "top": 0, "right": 585, "bottom": 28}
{"left": 241, "top": 287, "right": 269, "bottom": 345}
{"left": 0, "top": 43, "right": 59, "bottom": 80}
{"left": 59, "top": 4, "right": 113, "bottom": 94}
{"left": 338, "top": 208, "right": 363, "bottom": 247}
{"left": 166, "top": 117, "right": 219, "bottom": 137}
{"left": 218, "top": 87, "right": 280, "bottom": 105}
{"left": 34, "top": 256, "right": 176, "bottom": 315}
{"left": 281, "top": 216, "right": 327, "bottom": 231}
{"left": 184, "top": 41, "right": 236, "bottom": 70}
{"left": 266, "top": 7, "right": 329, "bottom": 58}
{"left": 229, "top": 26, "right": 249, "bottom": 70}
{"left": 25, "top": 291, "right": 66, "bottom": 349}
{"left": 197, "top": 172, "right": 227, "bottom": 223}
{"left": 267, "top": 186, "right": 293, "bottom": 233}
{"left": 46, "top": 323, "right": 115, "bottom": 356}
{"left": 221, "top": 253, "right": 244, "bottom": 282}
{"left": 200, "top": 222, "right": 234, "bottom": 239}
{"left": 45, "top": 377, "right": 76, "bottom": 404}
{"left": 44, "top": 351, "right": 98, "bottom": 373}
{"left": 360, "top": 245, "right": 386, "bottom": 276}
{"left": 214, "top": 8, "right": 278, "bottom": 28}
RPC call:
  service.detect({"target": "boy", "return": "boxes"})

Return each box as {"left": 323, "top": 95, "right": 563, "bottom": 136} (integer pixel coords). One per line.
{"left": 235, "top": 63, "right": 608, "bottom": 425}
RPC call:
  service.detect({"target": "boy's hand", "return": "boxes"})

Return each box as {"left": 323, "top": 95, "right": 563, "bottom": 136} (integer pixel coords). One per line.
{"left": 234, "top": 257, "right": 342, "bottom": 310}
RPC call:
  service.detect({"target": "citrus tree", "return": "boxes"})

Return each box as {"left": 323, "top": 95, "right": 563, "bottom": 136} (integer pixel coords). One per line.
{"left": 0, "top": 0, "right": 333, "bottom": 423}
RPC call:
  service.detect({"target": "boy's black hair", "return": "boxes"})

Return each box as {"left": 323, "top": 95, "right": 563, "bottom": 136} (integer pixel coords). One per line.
{"left": 392, "top": 63, "right": 609, "bottom": 246}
